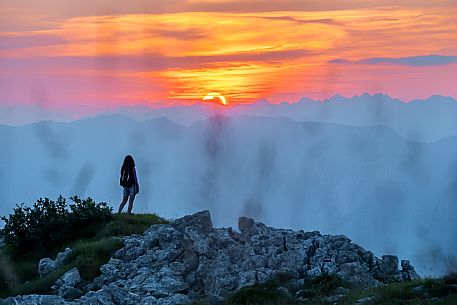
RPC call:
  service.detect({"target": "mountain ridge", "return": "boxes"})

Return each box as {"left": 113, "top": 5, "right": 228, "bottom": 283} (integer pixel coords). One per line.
{"left": 3, "top": 93, "right": 457, "bottom": 142}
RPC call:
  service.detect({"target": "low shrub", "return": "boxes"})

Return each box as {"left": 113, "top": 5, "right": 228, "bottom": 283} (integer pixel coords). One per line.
{"left": 0, "top": 196, "right": 112, "bottom": 256}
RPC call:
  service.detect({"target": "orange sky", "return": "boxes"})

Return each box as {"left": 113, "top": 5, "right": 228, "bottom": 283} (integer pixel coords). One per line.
{"left": 0, "top": 1, "right": 456, "bottom": 110}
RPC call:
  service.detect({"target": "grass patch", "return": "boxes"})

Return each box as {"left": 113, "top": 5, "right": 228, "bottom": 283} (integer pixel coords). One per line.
{"left": 220, "top": 273, "right": 457, "bottom": 305}
{"left": 95, "top": 213, "right": 168, "bottom": 239}
{"left": 70, "top": 237, "right": 123, "bottom": 280}
{"left": 5, "top": 265, "right": 73, "bottom": 297}
{"left": 379, "top": 280, "right": 421, "bottom": 300}
{"left": 305, "top": 274, "right": 347, "bottom": 297}
{"left": 225, "top": 280, "right": 295, "bottom": 305}
{"left": 338, "top": 276, "right": 457, "bottom": 305}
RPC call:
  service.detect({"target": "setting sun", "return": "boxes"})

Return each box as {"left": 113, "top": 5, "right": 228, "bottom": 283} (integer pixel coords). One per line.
{"left": 203, "top": 92, "right": 227, "bottom": 105}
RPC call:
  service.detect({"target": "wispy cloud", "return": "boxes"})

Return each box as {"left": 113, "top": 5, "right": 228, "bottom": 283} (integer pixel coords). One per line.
{"left": 330, "top": 55, "right": 457, "bottom": 67}
{"left": 1, "top": 4, "right": 457, "bottom": 106}
{"left": 2, "top": 0, "right": 457, "bottom": 18}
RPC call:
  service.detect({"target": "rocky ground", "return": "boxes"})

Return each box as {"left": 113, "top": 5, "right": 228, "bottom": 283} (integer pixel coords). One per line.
{"left": 0, "top": 210, "right": 419, "bottom": 305}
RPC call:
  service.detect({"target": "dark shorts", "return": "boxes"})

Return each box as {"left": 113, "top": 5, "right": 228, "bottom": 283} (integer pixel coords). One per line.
{"left": 123, "top": 186, "right": 136, "bottom": 197}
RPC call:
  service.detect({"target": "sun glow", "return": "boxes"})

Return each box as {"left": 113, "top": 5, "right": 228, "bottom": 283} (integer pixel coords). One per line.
{"left": 203, "top": 92, "right": 227, "bottom": 105}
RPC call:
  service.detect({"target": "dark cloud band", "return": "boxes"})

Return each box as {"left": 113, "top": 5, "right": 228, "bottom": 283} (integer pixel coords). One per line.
{"left": 330, "top": 55, "right": 457, "bottom": 67}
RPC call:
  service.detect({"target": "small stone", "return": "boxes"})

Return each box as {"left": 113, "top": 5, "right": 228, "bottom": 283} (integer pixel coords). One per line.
{"left": 356, "top": 296, "right": 375, "bottom": 304}
{"left": 323, "top": 294, "right": 345, "bottom": 303}
{"left": 276, "top": 286, "right": 290, "bottom": 298}
{"left": 335, "top": 286, "right": 351, "bottom": 295}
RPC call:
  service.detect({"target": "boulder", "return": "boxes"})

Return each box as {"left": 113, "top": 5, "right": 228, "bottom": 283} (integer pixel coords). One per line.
{"left": 55, "top": 248, "right": 73, "bottom": 268}
{"left": 61, "top": 268, "right": 81, "bottom": 287}
{"left": 401, "top": 260, "right": 420, "bottom": 281}
{"left": 172, "top": 210, "right": 213, "bottom": 235}
{"left": 51, "top": 268, "right": 82, "bottom": 300}
{"left": 238, "top": 217, "right": 270, "bottom": 236}
{"left": 372, "top": 255, "right": 403, "bottom": 283}
{"left": 38, "top": 258, "right": 56, "bottom": 277}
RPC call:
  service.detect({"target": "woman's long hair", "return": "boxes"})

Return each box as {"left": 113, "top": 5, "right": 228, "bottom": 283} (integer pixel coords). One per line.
{"left": 121, "top": 155, "right": 135, "bottom": 174}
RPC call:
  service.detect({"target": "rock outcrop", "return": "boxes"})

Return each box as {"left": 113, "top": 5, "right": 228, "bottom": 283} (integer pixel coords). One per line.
{"left": 38, "top": 258, "right": 57, "bottom": 278}
{"left": 51, "top": 268, "right": 83, "bottom": 300}
{"left": 38, "top": 248, "right": 74, "bottom": 278}
{"left": 0, "top": 210, "right": 419, "bottom": 305}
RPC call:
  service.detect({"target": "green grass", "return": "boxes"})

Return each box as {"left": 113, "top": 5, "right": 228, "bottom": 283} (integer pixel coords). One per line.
{"left": 6, "top": 265, "right": 72, "bottom": 297}
{"left": 214, "top": 273, "right": 457, "bottom": 305}
{"left": 95, "top": 213, "right": 168, "bottom": 239}
{"left": 0, "top": 212, "right": 168, "bottom": 298}
{"left": 70, "top": 237, "right": 124, "bottom": 281}
{"left": 225, "top": 281, "right": 296, "bottom": 305}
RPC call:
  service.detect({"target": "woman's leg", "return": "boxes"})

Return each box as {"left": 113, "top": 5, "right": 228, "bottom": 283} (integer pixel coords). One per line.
{"left": 127, "top": 194, "right": 136, "bottom": 214}
{"left": 118, "top": 195, "right": 129, "bottom": 214}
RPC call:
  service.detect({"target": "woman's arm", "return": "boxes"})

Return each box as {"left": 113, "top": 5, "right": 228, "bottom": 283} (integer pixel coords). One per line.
{"left": 133, "top": 167, "right": 139, "bottom": 194}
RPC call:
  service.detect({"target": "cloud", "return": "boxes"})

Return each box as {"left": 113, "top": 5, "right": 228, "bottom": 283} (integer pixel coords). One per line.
{"left": 0, "top": 34, "right": 65, "bottom": 51}
{"left": 1, "top": 5, "right": 457, "bottom": 106}
{"left": 251, "top": 15, "right": 340, "bottom": 25}
{"left": 2, "top": 0, "right": 456, "bottom": 18}
{"left": 0, "top": 48, "right": 315, "bottom": 73}
{"left": 330, "top": 55, "right": 457, "bottom": 67}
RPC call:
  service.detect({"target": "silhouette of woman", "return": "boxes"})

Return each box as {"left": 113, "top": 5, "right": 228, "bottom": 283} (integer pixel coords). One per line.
{"left": 118, "top": 155, "right": 139, "bottom": 214}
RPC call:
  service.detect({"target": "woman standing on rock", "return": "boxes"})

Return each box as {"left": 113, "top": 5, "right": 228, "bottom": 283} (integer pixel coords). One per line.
{"left": 118, "top": 155, "right": 139, "bottom": 214}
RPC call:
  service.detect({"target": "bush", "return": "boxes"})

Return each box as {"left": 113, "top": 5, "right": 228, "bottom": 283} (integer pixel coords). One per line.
{"left": 68, "top": 196, "right": 112, "bottom": 239}
{"left": 69, "top": 196, "right": 112, "bottom": 225}
{"left": 0, "top": 196, "right": 113, "bottom": 256}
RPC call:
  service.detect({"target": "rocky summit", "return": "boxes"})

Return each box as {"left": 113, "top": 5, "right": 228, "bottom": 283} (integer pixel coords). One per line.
{"left": 0, "top": 210, "right": 419, "bottom": 305}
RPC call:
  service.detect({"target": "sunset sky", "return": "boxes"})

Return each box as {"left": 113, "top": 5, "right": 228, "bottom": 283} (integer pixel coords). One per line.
{"left": 0, "top": 0, "right": 456, "bottom": 113}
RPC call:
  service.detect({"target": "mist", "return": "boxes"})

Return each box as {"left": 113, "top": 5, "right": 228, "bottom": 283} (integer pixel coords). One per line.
{"left": 1, "top": 110, "right": 456, "bottom": 277}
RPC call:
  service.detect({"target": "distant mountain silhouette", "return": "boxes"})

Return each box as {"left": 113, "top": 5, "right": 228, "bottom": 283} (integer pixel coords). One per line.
{"left": 3, "top": 93, "right": 457, "bottom": 142}
{"left": 100, "top": 93, "right": 457, "bottom": 142}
